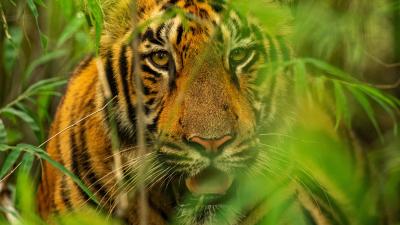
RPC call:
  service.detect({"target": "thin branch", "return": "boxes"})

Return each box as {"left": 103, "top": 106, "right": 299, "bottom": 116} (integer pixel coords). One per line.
{"left": 96, "top": 58, "right": 129, "bottom": 218}
{"left": 364, "top": 50, "right": 400, "bottom": 68}
{"left": 132, "top": 3, "right": 149, "bottom": 224}
{"left": 0, "top": 2, "right": 11, "bottom": 40}
{"left": 369, "top": 78, "right": 400, "bottom": 90}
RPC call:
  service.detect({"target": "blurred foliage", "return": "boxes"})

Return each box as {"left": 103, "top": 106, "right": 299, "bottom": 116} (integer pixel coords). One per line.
{"left": 0, "top": 0, "right": 399, "bottom": 225}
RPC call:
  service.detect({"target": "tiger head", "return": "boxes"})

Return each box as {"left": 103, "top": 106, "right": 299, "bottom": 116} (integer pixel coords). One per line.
{"left": 102, "top": 0, "right": 289, "bottom": 223}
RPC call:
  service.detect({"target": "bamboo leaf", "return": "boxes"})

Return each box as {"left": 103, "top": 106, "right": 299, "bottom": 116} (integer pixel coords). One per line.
{"left": 26, "top": 77, "right": 67, "bottom": 94}
{"left": 16, "top": 144, "right": 99, "bottom": 205}
{"left": 294, "top": 60, "right": 308, "bottom": 96}
{"left": 0, "top": 148, "right": 21, "bottom": 180}
{"left": 333, "top": 81, "right": 350, "bottom": 129}
{"left": 15, "top": 103, "right": 43, "bottom": 141}
{"left": 23, "top": 50, "right": 67, "bottom": 81}
{"left": 358, "top": 86, "right": 397, "bottom": 109}
{"left": 86, "top": 0, "right": 103, "bottom": 53}
{"left": 1, "top": 108, "right": 40, "bottom": 137}
{"left": 33, "top": 0, "right": 45, "bottom": 7}
{"left": 348, "top": 88, "right": 382, "bottom": 140}
{"left": 0, "top": 144, "right": 10, "bottom": 151}
{"left": 360, "top": 88, "right": 398, "bottom": 136}
{"left": 0, "top": 119, "right": 6, "bottom": 144}
{"left": 26, "top": 0, "right": 46, "bottom": 48}
{"left": 57, "top": 12, "right": 86, "bottom": 47}
{"left": 313, "top": 77, "right": 326, "bottom": 103}
{"left": 304, "top": 58, "right": 358, "bottom": 82}
{"left": 19, "top": 152, "right": 34, "bottom": 175}
{"left": 3, "top": 27, "right": 23, "bottom": 75}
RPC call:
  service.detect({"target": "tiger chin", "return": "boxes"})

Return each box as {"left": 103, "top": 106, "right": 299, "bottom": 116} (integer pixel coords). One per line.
{"left": 38, "top": 0, "right": 290, "bottom": 225}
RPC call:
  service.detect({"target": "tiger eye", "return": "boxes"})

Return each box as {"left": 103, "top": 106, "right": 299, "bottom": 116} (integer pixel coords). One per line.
{"left": 151, "top": 51, "right": 169, "bottom": 67}
{"left": 230, "top": 48, "right": 248, "bottom": 64}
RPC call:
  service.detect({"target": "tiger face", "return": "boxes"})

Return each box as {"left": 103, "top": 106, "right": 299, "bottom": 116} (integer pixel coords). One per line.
{"left": 105, "top": 0, "right": 288, "bottom": 223}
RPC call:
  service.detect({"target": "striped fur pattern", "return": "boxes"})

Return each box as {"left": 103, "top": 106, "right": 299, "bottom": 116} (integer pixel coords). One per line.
{"left": 38, "top": 0, "right": 293, "bottom": 224}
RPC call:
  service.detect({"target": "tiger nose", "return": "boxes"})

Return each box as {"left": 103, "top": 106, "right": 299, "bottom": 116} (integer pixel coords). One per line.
{"left": 189, "top": 135, "right": 233, "bottom": 154}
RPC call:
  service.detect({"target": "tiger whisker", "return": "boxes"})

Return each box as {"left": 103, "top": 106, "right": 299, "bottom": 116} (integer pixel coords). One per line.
{"left": 38, "top": 97, "right": 117, "bottom": 149}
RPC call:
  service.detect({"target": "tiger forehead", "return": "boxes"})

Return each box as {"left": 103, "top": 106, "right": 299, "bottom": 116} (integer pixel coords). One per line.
{"left": 138, "top": 0, "right": 225, "bottom": 21}
{"left": 138, "top": 3, "right": 229, "bottom": 54}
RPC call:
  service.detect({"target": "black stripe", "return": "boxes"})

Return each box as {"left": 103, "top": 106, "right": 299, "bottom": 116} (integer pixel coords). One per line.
{"left": 142, "top": 83, "right": 152, "bottom": 95}
{"left": 176, "top": 25, "right": 184, "bottom": 45}
{"left": 142, "top": 28, "right": 164, "bottom": 46}
{"left": 142, "top": 64, "right": 162, "bottom": 78}
{"left": 105, "top": 51, "right": 118, "bottom": 97}
{"left": 168, "top": 54, "right": 177, "bottom": 90}
{"left": 144, "top": 76, "right": 158, "bottom": 84}
{"left": 119, "top": 45, "right": 137, "bottom": 127}
{"left": 146, "top": 107, "right": 162, "bottom": 132}
{"left": 156, "top": 23, "right": 166, "bottom": 44}
{"left": 70, "top": 125, "right": 97, "bottom": 206}
{"left": 230, "top": 64, "right": 240, "bottom": 88}
{"left": 79, "top": 102, "right": 114, "bottom": 207}
{"left": 210, "top": 2, "right": 224, "bottom": 12}
{"left": 146, "top": 97, "right": 156, "bottom": 105}
{"left": 148, "top": 196, "right": 169, "bottom": 221}
{"left": 161, "top": 0, "right": 178, "bottom": 10}
{"left": 60, "top": 176, "right": 73, "bottom": 209}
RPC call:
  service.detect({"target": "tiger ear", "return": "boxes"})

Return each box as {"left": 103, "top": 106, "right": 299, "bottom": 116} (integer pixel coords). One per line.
{"left": 101, "top": 0, "right": 158, "bottom": 50}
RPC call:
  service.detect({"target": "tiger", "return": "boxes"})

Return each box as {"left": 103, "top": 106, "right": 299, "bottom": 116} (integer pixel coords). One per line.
{"left": 37, "top": 0, "right": 302, "bottom": 224}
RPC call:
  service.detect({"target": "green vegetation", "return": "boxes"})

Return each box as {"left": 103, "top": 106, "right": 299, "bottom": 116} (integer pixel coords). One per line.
{"left": 0, "top": 0, "right": 399, "bottom": 224}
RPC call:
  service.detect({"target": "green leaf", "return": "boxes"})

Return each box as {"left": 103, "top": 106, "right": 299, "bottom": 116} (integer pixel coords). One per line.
{"left": 16, "top": 144, "right": 99, "bottom": 205}
{"left": 57, "top": 12, "right": 86, "bottom": 47}
{"left": 313, "top": 76, "right": 327, "bottom": 103}
{"left": 26, "top": 0, "right": 39, "bottom": 20}
{"left": 23, "top": 50, "right": 67, "bottom": 81}
{"left": 26, "top": 77, "right": 67, "bottom": 94}
{"left": 19, "top": 153, "right": 34, "bottom": 175}
{"left": 348, "top": 88, "right": 382, "bottom": 140}
{"left": 359, "top": 87, "right": 398, "bottom": 136}
{"left": 34, "top": 0, "right": 45, "bottom": 7}
{"left": 303, "top": 58, "right": 358, "bottom": 82}
{"left": 1, "top": 108, "right": 40, "bottom": 137}
{"left": 15, "top": 103, "right": 43, "bottom": 141}
{"left": 294, "top": 60, "right": 308, "bottom": 96}
{"left": 359, "top": 86, "right": 397, "bottom": 109}
{"left": 3, "top": 27, "right": 23, "bottom": 75}
{"left": 0, "top": 144, "right": 10, "bottom": 152}
{"left": 333, "top": 81, "right": 350, "bottom": 129}
{"left": 86, "top": 0, "right": 103, "bottom": 53}
{"left": 0, "top": 119, "right": 6, "bottom": 144}
{"left": 0, "top": 148, "right": 21, "bottom": 180}
{"left": 26, "top": 0, "right": 48, "bottom": 49}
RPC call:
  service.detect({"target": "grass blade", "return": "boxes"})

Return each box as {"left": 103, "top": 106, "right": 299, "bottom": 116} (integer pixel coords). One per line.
{"left": 23, "top": 50, "right": 67, "bottom": 81}
{"left": 1, "top": 108, "right": 40, "bottom": 139}
{"left": 0, "top": 148, "right": 21, "bottom": 180}
{"left": 348, "top": 88, "right": 383, "bottom": 141}
{"left": 18, "top": 152, "right": 34, "bottom": 175}
{"left": 333, "top": 81, "right": 350, "bottom": 129}
{"left": 0, "top": 119, "right": 6, "bottom": 144}
{"left": 16, "top": 144, "right": 99, "bottom": 205}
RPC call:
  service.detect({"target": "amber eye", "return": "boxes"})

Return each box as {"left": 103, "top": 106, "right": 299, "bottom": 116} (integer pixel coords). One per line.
{"left": 150, "top": 51, "right": 170, "bottom": 68}
{"left": 230, "top": 48, "right": 249, "bottom": 65}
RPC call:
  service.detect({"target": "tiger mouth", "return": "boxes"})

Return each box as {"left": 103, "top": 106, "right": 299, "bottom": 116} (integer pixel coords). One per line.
{"left": 184, "top": 167, "right": 235, "bottom": 205}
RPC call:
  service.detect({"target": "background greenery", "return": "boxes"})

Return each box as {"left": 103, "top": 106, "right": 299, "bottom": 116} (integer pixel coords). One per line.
{"left": 0, "top": 0, "right": 399, "bottom": 224}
